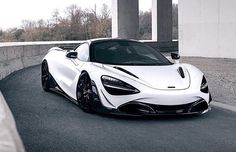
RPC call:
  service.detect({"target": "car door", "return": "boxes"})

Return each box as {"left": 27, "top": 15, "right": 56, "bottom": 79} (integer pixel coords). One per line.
{"left": 58, "top": 43, "right": 90, "bottom": 99}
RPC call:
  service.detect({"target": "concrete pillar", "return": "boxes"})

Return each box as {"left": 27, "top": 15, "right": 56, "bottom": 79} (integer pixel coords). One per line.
{"left": 112, "top": 0, "right": 139, "bottom": 39}
{"left": 152, "top": 0, "right": 172, "bottom": 42}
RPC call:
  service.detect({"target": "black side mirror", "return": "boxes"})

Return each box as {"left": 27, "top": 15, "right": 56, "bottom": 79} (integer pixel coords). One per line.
{"left": 171, "top": 53, "right": 180, "bottom": 60}
{"left": 66, "top": 51, "right": 77, "bottom": 59}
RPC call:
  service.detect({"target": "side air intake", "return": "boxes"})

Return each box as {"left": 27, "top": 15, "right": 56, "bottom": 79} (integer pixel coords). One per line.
{"left": 177, "top": 67, "right": 185, "bottom": 78}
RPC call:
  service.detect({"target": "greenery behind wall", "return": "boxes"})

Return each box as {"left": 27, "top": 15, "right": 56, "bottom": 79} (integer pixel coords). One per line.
{"left": 0, "top": 3, "right": 178, "bottom": 42}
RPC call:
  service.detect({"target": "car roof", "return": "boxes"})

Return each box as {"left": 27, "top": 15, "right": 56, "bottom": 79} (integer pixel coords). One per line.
{"left": 87, "top": 38, "right": 140, "bottom": 44}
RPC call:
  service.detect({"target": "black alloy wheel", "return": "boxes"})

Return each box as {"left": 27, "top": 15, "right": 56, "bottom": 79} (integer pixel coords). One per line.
{"left": 41, "top": 60, "right": 50, "bottom": 91}
{"left": 77, "top": 72, "right": 93, "bottom": 112}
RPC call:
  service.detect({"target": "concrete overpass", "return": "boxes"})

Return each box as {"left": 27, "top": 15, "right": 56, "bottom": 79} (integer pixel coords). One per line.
{"left": 112, "top": 0, "right": 172, "bottom": 42}
{"left": 112, "top": 0, "right": 236, "bottom": 58}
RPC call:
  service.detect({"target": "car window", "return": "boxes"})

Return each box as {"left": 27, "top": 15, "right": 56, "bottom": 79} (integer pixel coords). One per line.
{"left": 76, "top": 43, "right": 89, "bottom": 61}
{"left": 91, "top": 40, "right": 171, "bottom": 66}
{"left": 131, "top": 45, "right": 157, "bottom": 60}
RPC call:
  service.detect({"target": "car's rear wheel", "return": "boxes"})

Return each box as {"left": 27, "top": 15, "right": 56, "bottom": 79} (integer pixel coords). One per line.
{"left": 41, "top": 60, "right": 51, "bottom": 92}
{"left": 77, "top": 72, "right": 93, "bottom": 112}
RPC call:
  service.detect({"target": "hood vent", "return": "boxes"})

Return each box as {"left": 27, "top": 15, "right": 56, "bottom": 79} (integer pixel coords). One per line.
{"left": 113, "top": 66, "right": 139, "bottom": 79}
{"left": 177, "top": 67, "right": 185, "bottom": 78}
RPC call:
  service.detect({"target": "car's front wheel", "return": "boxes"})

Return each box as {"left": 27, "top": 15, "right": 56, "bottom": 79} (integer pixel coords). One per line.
{"left": 76, "top": 72, "right": 93, "bottom": 112}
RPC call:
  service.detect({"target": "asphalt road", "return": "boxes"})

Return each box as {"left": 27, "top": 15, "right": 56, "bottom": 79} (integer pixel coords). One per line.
{"left": 0, "top": 65, "right": 236, "bottom": 152}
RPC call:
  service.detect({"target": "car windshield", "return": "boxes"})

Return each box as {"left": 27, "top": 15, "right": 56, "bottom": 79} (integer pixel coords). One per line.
{"left": 91, "top": 40, "right": 172, "bottom": 66}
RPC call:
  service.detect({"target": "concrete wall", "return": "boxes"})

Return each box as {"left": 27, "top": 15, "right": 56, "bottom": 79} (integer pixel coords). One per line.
{"left": 0, "top": 41, "right": 82, "bottom": 80}
{"left": 179, "top": 0, "right": 236, "bottom": 58}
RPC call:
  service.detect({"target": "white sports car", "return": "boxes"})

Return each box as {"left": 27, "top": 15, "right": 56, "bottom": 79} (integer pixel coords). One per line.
{"left": 41, "top": 38, "right": 212, "bottom": 115}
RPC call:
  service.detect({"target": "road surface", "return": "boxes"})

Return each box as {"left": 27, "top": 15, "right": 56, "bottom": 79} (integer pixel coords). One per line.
{"left": 0, "top": 65, "right": 235, "bottom": 152}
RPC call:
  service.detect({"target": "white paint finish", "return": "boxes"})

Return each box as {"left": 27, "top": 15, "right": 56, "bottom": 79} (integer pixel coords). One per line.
{"left": 179, "top": 0, "right": 236, "bottom": 58}
{"left": 117, "top": 65, "right": 190, "bottom": 90}
{"left": 43, "top": 39, "right": 210, "bottom": 110}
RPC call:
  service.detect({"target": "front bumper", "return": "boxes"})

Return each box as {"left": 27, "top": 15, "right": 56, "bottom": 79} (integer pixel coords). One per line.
{"left": 92, "top": 97, "right": 210, "bottom": 116}
{"left": 91, "top": 80, "right": 211, "bottom": 116}
{"left": 117, "top": 98, "right": 209, "bottom": 115}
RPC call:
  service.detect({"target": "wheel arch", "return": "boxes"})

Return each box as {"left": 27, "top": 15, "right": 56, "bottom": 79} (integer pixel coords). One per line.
{"left": 80, "top": 70, "right": 89, "bottom": 76}
{"left": 76, "top": 70, "right": 90, "bottom": 99}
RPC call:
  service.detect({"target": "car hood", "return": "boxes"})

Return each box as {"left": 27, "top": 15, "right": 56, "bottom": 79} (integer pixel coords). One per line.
{"left": 111, "top": 64, "right": 190, "bottom": 90}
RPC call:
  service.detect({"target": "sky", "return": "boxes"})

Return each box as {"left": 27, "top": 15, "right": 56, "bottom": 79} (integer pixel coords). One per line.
{"left": 0, "top": 0, "right": 178, "bottom": 30}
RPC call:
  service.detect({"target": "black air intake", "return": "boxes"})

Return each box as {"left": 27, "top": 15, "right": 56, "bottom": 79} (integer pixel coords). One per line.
{"left": 178, "top": 67, "right": 185, "bottom": 78}
{"left": 118, "top": 102, "right": 155, "bottom": 115}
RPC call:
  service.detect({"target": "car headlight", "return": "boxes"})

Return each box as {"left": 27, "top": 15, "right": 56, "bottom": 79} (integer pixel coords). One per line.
{"left": 200, "top": 76, "right": 209, "bottom": 93}
{"left": 101, "top": 75, "right": 140, "bottom": 95}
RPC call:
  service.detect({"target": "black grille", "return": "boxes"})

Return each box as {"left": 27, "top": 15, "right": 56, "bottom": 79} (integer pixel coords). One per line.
{"left": 118, "top": 99, "right": 208, "bottom": 115}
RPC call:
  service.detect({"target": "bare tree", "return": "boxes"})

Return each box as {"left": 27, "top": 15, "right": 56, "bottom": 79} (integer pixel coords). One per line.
{"left": 0, "top": 3, "right": 178, "bottom": 42}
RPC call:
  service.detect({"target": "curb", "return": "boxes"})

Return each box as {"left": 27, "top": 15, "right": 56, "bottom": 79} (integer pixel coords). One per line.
{"left": 211, "top": 101, "right": 236, "bottom": 113}
{"left": 0, "top": 91, "right": 25, "bottom": 152}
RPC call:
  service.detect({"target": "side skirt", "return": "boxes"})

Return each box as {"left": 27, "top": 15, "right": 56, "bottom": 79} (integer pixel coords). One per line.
{"left": 48, "top": 73, "right": 78, "bottom": 105}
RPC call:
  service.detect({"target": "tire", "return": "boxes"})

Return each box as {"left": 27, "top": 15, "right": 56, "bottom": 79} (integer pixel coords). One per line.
{"left": 41, "top": 60, "right": 51, "bottom": 92}
{"left": 76, "top": 72, "right": 93, "bottom": 113}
